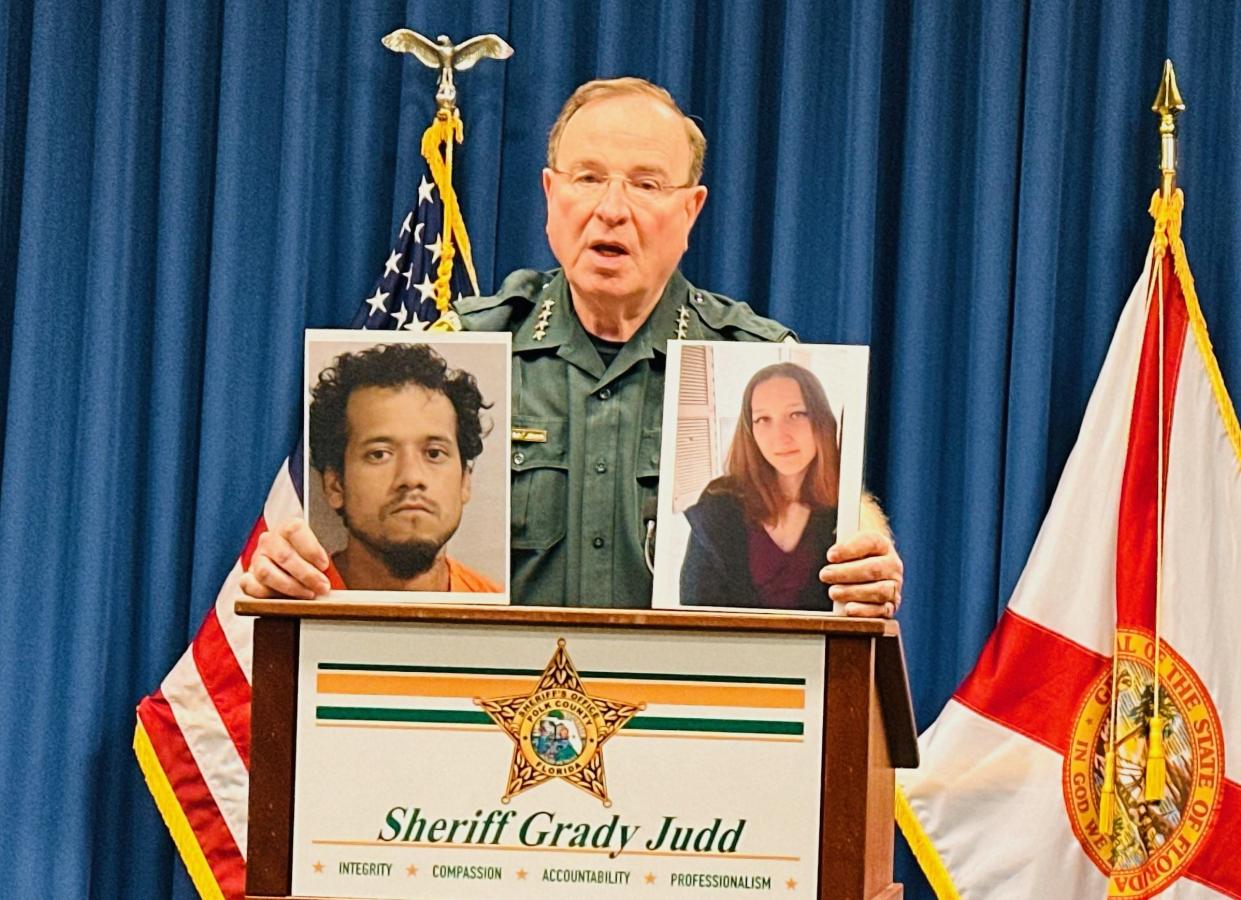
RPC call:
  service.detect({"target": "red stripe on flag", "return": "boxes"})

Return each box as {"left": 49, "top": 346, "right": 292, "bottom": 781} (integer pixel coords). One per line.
{"left": 191, "top": 610, "right": 252, "bottom": 767}
{"left": 240, "top": 516, "right": 268, "bottom": 571}
{"left": 953, "top": 609, "right": 1108, "bottom": 755}
{"left": 137, "top": 690, "right": 246, "bottom": 899}
{"left": 1115, "top": 253, "right": 1189, "bottom": 628}
{"left": 1186, "top": 778, "right": 1241, "bottom": 898}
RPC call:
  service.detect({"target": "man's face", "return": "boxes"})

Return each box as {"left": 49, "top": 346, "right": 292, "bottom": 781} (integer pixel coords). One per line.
{"left": 543, "top": 93, "right": 708, "bottom": 309}
{"left": 322, "top": 384, "right": 471, "bottom": 571}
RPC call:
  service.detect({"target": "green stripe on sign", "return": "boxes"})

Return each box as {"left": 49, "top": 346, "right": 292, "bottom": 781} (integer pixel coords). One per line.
{"left": 316, "top": 707, "right": 802, "bottom": 736}
{"left": 317, "top": 707, "right": 492, "bottom": 726}
{"left": 318, "top": 663, "right": 804, "bottom": 686}
{"left": 319, "top": 663, "right": 543, "bottom": 676}
{"left": 627, "top": 716, "right": 804, "bottom": 736}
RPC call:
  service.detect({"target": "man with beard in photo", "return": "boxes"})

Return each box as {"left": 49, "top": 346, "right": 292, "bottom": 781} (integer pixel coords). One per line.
{"left": 308, "top": 341, "right": 501, "bottom": 593}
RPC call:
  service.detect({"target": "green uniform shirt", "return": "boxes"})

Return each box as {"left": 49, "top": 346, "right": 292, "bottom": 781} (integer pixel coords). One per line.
{"left": 455, "top": 268, "right": 794, "bottom": 608}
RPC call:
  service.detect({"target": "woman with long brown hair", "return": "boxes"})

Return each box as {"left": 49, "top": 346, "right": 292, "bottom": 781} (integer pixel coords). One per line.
{"left": 680, "top": 362, "right": 840, "bottom": 609}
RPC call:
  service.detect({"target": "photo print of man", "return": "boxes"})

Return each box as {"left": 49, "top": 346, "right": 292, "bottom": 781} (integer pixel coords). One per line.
{"left": 304, "top": 331, "right": 510, "bottom": 601}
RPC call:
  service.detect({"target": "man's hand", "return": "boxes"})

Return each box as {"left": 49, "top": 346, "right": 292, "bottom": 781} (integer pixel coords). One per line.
{"left": 819, "top": 530, "right": 904, "bottom": 618}
{"left": 238, "top": 518, "right": 332, "bottom": 600}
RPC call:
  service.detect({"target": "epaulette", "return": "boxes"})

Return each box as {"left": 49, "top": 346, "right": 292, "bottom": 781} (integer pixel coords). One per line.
{"left": 454, "top": 269, "right": 551, "bottom": 333}
{"left": 689, "top": 287, "right": 798, "bottom": 343}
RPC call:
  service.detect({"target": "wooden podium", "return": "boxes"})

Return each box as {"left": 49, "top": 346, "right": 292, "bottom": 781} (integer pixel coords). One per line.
{"left": 238, "top": 601, "right": 918, "bottom": 900}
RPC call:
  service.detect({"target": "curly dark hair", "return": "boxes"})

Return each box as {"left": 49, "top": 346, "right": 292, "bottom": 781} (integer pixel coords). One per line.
{"left": 309, "top": 342, "right": 491, "bottom": 475}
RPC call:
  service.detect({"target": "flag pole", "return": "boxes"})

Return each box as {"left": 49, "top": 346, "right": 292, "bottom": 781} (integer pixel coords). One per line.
{"left": 1144, "top": 59, "right": 1185, "bottom": 802}
{"left": 381, "top": 29, "right": 513, "bottom": 314}
{"left": 1099, "top": 58, "right": 1189, "bottom": 841}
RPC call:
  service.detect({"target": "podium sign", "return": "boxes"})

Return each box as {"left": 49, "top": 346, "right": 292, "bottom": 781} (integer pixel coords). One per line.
{"left": 291, "top": 621, "right": 827, "bottom": 898}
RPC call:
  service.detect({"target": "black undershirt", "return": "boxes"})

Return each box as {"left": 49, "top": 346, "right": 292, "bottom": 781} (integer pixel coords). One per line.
{"left": 588, "top": 331, "right": 625, "bottom": 367}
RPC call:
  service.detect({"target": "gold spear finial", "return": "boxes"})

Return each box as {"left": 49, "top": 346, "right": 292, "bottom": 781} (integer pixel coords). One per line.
{"left": 1151, "top": 59, "right": 1186, "bottom": 198}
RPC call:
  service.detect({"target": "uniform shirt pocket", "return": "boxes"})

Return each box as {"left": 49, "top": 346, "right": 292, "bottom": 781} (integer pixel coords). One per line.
{"left": 510, "top": 418, "right": 568, "bottom": 550}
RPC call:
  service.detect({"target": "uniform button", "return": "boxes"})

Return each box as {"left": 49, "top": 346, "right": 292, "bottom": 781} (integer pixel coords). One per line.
{"left": 595, "top": 461, "right": 608, "bottom": 473}
{"left": 592, "top": 536, "right": 605, "bottom": 549}
{"left": 512, "top": 451, "right": 525, "bottom": 465}
{"left": 598, "top": 388, "right": 612, "bottom": 400}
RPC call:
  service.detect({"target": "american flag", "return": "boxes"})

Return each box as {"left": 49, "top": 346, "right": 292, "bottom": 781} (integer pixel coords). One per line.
{"left": 133, "top": 111, "right": 477, "bottom": 900}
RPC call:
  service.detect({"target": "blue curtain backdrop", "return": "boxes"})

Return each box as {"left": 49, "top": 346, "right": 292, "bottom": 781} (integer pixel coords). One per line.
{"left": 1, "top": 1, "right": 1239, "bottom": 897}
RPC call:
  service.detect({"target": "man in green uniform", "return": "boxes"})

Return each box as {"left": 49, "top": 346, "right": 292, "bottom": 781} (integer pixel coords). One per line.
{"left": 243, "top": 77, "right": 903, "bottom": 616}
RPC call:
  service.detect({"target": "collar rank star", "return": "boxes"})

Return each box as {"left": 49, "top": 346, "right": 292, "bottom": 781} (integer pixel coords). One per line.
{"left": 476, "top": 639, "right": 643, "bottom": 806}
{"left": 675, "top": 305, "right": 690, "bottom": 339}
{"left": 532, "top": 297, "right": 555, "bottom": 341}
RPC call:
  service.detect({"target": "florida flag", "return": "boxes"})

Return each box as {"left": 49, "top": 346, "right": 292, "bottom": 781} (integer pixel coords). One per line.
{"left": 897, "top": 189, "right": 1241, "bottom": 899}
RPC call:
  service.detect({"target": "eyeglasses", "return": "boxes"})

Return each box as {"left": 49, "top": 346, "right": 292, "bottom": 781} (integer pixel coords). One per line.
{"left": 548, "top": 168, "right": 695, "bottom": 206}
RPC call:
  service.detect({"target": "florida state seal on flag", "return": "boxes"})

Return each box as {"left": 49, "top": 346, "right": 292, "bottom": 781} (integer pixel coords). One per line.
{"left": 896, "top": 186, "right": 1241, "bottom": 899}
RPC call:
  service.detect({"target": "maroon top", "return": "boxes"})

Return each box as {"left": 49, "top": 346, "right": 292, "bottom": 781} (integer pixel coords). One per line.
{"left": 746, "top": 520, "right": 823, "bottom": 609}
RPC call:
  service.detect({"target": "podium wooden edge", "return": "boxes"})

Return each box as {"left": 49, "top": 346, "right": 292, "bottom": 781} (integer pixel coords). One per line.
{"left": 876, "top": 632, "right": 919, "bottom": 769}
{"left": 236, "top": 598, "right": 898, "bottom": 634}
{"left": 242, "top": 601, "right": 919, "bottom": 900}
{"left": 248, "top": 618, "right": 298, "bottom": 896}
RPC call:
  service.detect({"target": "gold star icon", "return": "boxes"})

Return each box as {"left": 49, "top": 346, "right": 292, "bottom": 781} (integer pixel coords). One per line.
{"left": 477, "top": 639, "right": 643, "bottom": 805}
{"left": 516, "top": 869, "right": 528, "bottom": 880}
{"left": 312, "top": 861, "right": 324, "bottom": 874}
{"left": 406, "top": 864, "right": 417, "bottom": 877}
{"left": 786, "top": 877, "right": 798, "bottom": 890}
{"left": 644, "top": 872, "right": 657, "bottom": 885}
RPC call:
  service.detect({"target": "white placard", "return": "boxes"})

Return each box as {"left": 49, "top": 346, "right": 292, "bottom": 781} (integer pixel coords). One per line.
{"left": 291, "top": 621, "right": 826, "bottom": 897}
{"left": 652, "top": 341, "right": 869, "bottom": 613}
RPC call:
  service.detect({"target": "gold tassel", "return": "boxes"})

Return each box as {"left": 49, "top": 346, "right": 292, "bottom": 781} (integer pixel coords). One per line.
{"left": 1165, "top": 188, "right": 1241, "bottom": 466}
{"left": 419, "top": 108, "right": 480, "bottom": 312}
{"left": 1098, "top": 746, "right": 1117, "bottom": 832}
{"left": 1145, "top": 715, "right": 1167, "bottom": 801}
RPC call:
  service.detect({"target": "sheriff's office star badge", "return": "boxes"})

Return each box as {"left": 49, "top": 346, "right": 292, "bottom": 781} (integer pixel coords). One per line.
{"left": 476, "top": 639, "right": 643, "bottom": 806}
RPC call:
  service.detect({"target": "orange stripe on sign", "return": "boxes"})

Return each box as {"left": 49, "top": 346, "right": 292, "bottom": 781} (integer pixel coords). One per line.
{"left": 559, "top": 679, "right": 802, "bottom": 709}
{"left": 318, "top": 674, "right": 532, "bottom": 698}
{"left": 316, "top": 673, "right": 804, "bottom": 709}
{"left": 311, "top": 838, "right": 799, "bottom": 861}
